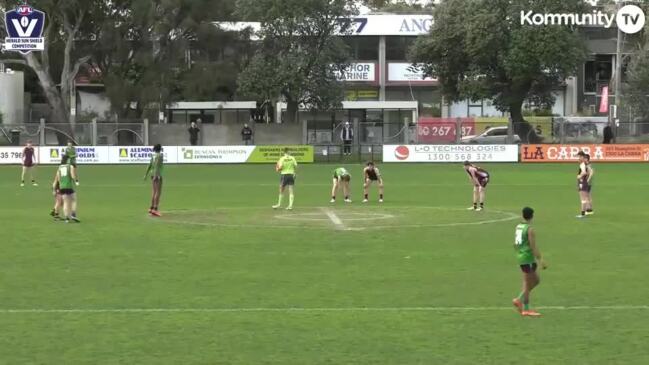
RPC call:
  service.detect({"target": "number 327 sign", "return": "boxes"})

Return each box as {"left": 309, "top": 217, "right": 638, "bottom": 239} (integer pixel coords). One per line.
{"left": 3, "top": 4, "right": 46, "bottom": 54}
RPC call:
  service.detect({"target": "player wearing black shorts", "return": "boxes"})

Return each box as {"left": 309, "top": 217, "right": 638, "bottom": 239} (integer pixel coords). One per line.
{"left": 464, "top": 161, "right": 489, "bottom": 211}
{"left": 273, "top": 149, "right": 298, "bottom": 210}
{"left": 576, "top": 152, "right": 595, "bottom": 218}
{"left": 363, "top": 162, "right": 383, "bottom": 203}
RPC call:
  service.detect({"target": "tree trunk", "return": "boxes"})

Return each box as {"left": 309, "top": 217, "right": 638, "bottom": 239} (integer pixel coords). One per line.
{"left": 25, "top": 54, "right": 74, "bottom": 145}
{"left": 510, "top": 100, "right": 541, "bottom": 143}
{"left": 285, "top": 100, "right": 299, "bottom": 124}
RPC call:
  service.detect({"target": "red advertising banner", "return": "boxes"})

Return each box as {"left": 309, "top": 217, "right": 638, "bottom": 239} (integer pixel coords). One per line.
{"left": 417, "top": 117, "right": 476, "bottom": 143}
{"left": 521, "top": 144, "right": 649, "bottom": 162}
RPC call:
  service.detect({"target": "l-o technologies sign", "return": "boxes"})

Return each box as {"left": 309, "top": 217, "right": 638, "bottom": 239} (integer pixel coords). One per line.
{"left": 384, "top": 145, "right": 519, "bottom": 163}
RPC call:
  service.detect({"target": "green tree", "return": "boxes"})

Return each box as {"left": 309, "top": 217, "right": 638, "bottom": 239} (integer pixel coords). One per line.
{"left": 235, "top": 0, "right": 357, "bottom": 123}
{"left": 0, "top": 0, "right": 103, "bottom": 141}
{"left": 1, "top": 0, "right": 244, "bottom": 127}
{"left": 411, "top": 0, "right": 587, "bottom": 142}
{"left": 92, "top": 0, "right": 244, "bottom": 120}
{"left": 362, "top": 0, "right": 434, "bottom": 14}
{"left": 611, "top": 0, "right": 649, "bottom": 123}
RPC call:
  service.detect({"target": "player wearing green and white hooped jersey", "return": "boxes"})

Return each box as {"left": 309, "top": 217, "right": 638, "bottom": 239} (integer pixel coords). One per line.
{"left": 65, "top": 141, "right": 80, "bottom": 186}
{"left": 273, "top": 148, "right": 297, "bottom": 210}
{"left": 331, "top": 167, "right": 352, "bottom": 203}
{"left": 512, "top": 207, "right": 547, "bottom": 317}
{"left": 52, "top": 155, "right": 80, "bottom": 223}
{"left": 144, "top": 144, "right": 164, "bottom": 217}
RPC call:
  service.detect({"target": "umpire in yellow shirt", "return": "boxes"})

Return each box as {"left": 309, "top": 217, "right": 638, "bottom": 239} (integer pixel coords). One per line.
{"left": 273, "top": 148, "right": 298, "bottom": 210}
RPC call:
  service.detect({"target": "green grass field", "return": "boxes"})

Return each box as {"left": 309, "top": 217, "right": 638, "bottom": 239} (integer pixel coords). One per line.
{"left": 1, "top": 162, "right": 648, "bottom": 364}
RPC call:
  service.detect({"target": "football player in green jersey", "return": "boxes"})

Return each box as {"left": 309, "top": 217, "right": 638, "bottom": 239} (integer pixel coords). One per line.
{"left": 50, "top": 180, "right": 63, "bottom": 220}
{"left": 273, "top": 148, "right": 297, "bottom": 210}
{"left": 52, "top": 155, "right": 80, "bottom": 223}
{"left": 144, "top": 144, "right": 164, "bottom": 217}
{"left": 512, "top": 207, "right": 547, "bottom": 317}
{"left": 65, "top": 141, "right": 80, "bottom": 186}
{"left": 331, "top": 167, "right": 352, "bottom": 203}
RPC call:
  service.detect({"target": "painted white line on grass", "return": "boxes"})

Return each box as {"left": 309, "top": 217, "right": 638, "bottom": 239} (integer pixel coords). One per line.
{"left": 275, "top": 212, "right": 394, "bottom": 222}
{"left": 160, "top": 207, "right": 518, "bottom": 231}
{"left": 1, "top": 305, "right": 648, "bottom": 314}
{"left": 320, "top": 207, "right": 348, "bottom": 231}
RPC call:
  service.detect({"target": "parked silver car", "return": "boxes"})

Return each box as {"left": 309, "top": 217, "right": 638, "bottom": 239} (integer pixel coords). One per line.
{"left": 461, "top": 126, "right": 521, "bottom": 144}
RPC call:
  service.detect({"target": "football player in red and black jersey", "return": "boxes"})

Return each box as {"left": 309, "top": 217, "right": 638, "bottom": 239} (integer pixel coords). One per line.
{"left": 576, "top": 152, "right": 595, "bottom": 218}
{"left": 464, "top": 161, "right": 489, "bottom": 211}
{"left": 21, "top": 140, "right": 38, "bottom": 187}
{"left": 363, "top": 162, "right": 384, "bottom": 203}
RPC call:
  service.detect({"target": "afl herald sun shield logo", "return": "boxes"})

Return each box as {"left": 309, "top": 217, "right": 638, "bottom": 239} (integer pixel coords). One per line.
{"left": 3, "top": 5, "right": 46, "bottom": 54}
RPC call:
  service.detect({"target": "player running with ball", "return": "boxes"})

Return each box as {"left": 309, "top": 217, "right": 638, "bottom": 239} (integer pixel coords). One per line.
{"left": 464, "top": 161, "right": 489, "bottom": 211}
{"left": 331, "top": 167, "right": 352, "bottom": 203}
{"left": 363, "top": 162, "right": 383, "bottom": 203}
{"left": 512, "top": 207, "right": 547, "bottom": 317}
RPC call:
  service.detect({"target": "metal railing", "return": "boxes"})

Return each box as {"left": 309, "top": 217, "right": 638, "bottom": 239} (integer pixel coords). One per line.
{"left": 307, "top": 121, "right": 413, "bottom": 146}
{"left": 3, "top": 117, "right": 649, "bottom": 147}
{"left": 313, "top": 144, "right": 383, "bottom": 163}
{"left": 308, "top": 117, "right": 649, "bottom": 145}
{"left": 0, "top": 120, "right": 149, "bottom": 146}
{"left": 545, "top": 118, "right": 649, "bottom": 144}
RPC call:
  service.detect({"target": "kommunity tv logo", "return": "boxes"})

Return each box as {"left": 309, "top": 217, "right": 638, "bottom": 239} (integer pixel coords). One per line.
{"left": 521, "top": 0, "right": 645, "bottom": 34}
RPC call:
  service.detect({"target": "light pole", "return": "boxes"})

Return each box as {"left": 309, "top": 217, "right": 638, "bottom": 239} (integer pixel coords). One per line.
{"left": 613, "top": 0, "right": 623, "bottom": 127}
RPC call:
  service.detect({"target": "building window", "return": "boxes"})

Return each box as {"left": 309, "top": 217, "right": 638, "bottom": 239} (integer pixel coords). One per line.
{"left": 386, "top": 37, "right": 415, "bottom": 61}
{"left": 343, "top": 36, "right": 379, "bottom": 60}
{"left": 584, "top": 55, "right": 612, "bottom": 94}
{"left": 171, "top": 110, "right": 187, "bottom": 124}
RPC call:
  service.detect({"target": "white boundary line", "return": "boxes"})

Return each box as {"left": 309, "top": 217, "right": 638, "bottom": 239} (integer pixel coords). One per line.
{"left": 275, "top": 212, "right": 394, "bottom": 222}
{"left": 1, "top": 305, "right": 648, "bottom": 314}
{"left": 161, "top": 206, "right": 519, "bottom": 230}
{"left": 320, "top": 207, "right": 347, "bottom": 230}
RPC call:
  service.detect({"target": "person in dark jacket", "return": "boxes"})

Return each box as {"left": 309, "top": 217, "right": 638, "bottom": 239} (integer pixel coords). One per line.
{"left": 241, "top": 123, "right": 254, "bottom": 145}
{"left": 188, "top": 121, "right": 200, "bottom": 146}
{"left": 603, "top": 125, "right": 614, "bottom": 144}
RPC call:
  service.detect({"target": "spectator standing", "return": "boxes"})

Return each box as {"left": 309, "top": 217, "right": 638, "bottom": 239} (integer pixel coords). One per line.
{"left": 188, "top": 121, "right": 200, "bottom": 146}
{"left": 341, "top": 121, "right": 354, "bottom": 156}
{"left": 603, "top": 125, "right": 614, "bottom": 144}
{"left": 241, "top": 123, "right": 254, "bottom": 145}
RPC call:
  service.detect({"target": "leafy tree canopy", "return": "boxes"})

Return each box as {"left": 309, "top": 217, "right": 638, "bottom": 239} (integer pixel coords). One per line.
{"left": 236, "top": 0, "right": 358, "bottom": 122}
{"left": 411, "top": 0, "right": 588, "bottom": 141}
